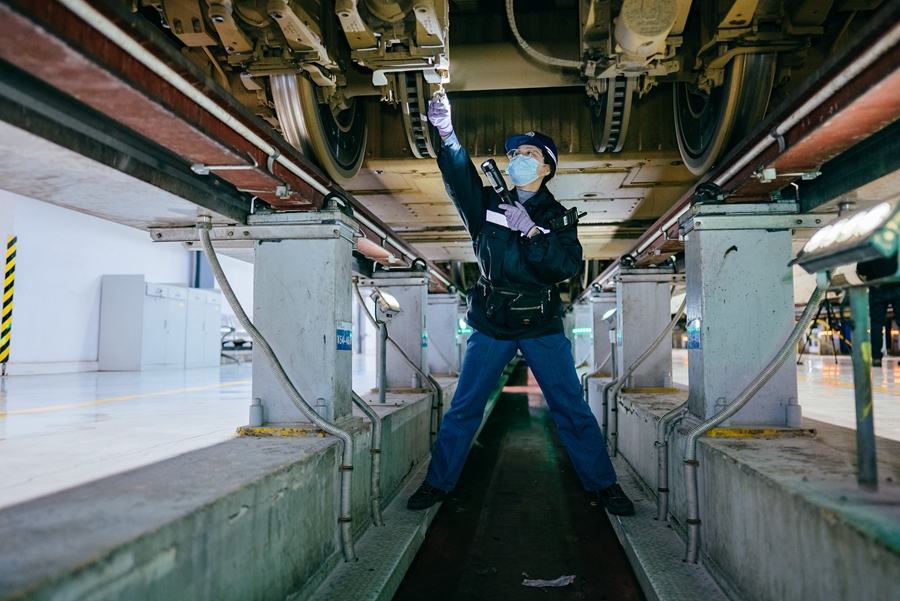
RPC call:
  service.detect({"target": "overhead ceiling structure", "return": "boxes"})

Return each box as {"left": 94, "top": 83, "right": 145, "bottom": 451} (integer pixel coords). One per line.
{"left": 0, "top": 0, "right": 458, "bottom": 289}
{"left": 1, "top": 0, "right": 900, "bottom": 301}
{"left": 346, "top": 87, "right": 696, "bottom": 263}
{"left": 341, "top": 3, "right": 701, "bottom": 269}
{"left": 584, "top": 0, "right": 900, "bottom": 296}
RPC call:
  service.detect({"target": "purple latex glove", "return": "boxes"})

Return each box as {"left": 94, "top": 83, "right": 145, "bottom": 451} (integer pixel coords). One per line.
{"left": 499, "top": 200, "right": 536, "bottom": 235}
{"left": 427, "top": 94, "right": 454, "bottom": 138}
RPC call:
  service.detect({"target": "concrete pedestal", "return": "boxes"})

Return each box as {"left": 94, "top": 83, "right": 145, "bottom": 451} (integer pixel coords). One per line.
{"left": 457, "top": 306, "right": 472, "bottom": 367}
{"left": 681, "top": 204, "right": 797, "bottom": 425}
{"left": 427, "top": 294, "right": 459, "bottom": 375}
{"left": 361, "top": 270, "right": 430, "bottom": 389}
{"left": 591, "top": 292, "right": 617, "bottom": 375}
{"left": 250, "top": 211, "right": 357, "bottom": 425}
{"left": 572, "top": 302, "right": 594, "bottom": 366}
{"left": 564, "top": 310, "right": 577, "bottom": 361}
{"left": 616, "top": 268, "right": 680, "bottom": 388}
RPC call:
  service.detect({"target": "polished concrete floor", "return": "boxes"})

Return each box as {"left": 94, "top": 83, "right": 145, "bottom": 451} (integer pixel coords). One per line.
{"left": 2, "top": 347, "right": 898, "bottom": 511}
{"left": 0, "top": 350, "right": 379, "bottom": 510}
{"left": 0, "top": 366, "right": 252, "bottom": 510}
{"left": 671, "top": 349, "right": 900, "bottom": 442}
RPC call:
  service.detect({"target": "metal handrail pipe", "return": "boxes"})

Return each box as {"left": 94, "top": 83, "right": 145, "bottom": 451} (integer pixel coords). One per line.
{"left": 351, "top": 391, "right": 384, "bottom": 527}
{"left": 429, "top": 334, "right": 460, "bottom": 376}
{"left": 575, "top": 347, "right": 593, "bottom": 369}
{"left": 378, "top": 321, "right": 389, "bottom": 405}
{"left": 608, "top": 299, "right": 686, "bottom": 456}
{"left": 655, "top": 400, "right": 688, "bottom": 522}
{"left": 682, "top": 286, "right": 824, "bottom": 563}
{"left": 580, "top": 351, "right": 612, "bottom": 394}
{"left": 581, "top": 350, "right": 613, "bottom": 438}
{"left": 354, "top": 282, "right": 445, "bottom": 436}
{"left": 601, "top": 379, "right": 616, "bottom": 441}
{"left": 197, "top": 218, "right": 356, "bottom": 562}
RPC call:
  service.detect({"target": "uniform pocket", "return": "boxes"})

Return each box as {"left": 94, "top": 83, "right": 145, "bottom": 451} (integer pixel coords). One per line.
{"left": 485, "top": 289, "right": 548, "bottom": 328}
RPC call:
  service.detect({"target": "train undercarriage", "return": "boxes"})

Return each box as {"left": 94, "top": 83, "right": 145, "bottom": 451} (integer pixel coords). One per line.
{"left": 139, "top": 0, "right": 883, "bottom": 183}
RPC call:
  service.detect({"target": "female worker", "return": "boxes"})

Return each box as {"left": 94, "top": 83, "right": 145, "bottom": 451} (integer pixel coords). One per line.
{"left": 407, "top": 94, "right": 634, "bottom": 516}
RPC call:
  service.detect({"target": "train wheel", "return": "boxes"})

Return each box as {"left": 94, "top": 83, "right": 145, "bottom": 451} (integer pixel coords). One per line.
{"left": 398, "top": 72, "right": 440, "bottom": 159}
{"left": 674, "top": 53, "right": 776, "bottom": 175}
{"left": 270, "top": 73, "right": 367, "bottom": 185}
{"left": 590, "top": 75, "right": 636, "bottom": 153}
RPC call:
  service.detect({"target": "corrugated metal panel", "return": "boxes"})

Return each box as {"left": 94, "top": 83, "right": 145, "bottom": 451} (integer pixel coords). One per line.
{"left": 358, "top": 82, "right": 696, "bottom": 262}
{"left": 367, "top": 85, "right": 682, "bottom": 160}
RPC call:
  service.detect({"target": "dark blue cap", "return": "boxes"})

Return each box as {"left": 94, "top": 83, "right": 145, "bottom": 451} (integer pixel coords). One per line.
{"left": 504, "top": 132, "right": 558, "bottom": 167}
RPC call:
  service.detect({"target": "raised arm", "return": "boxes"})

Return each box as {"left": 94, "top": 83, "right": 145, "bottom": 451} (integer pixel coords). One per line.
{"left": 429, "top": 96, "right": 487, "bottom": 237}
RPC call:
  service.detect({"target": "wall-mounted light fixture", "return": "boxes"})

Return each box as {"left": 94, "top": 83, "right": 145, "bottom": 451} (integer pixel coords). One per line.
{"left": 602, "top": 307, "right": 617, "bottom": 325}
{"left": 791, "top": 201, "right": 899, "bottom": 274}
{"left": 370, "top": 288, "right": 402, "bottom": 321}
{"left": 370, "top": 287, "right": 403, "bottom": 404}
{"left": 788, "top": 200, "right": 898, "bottom": 491}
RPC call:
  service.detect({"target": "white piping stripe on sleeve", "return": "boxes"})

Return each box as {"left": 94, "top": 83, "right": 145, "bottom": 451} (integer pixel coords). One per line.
{"left": 486, "top": 210, "right": 509, "bottom": 228}
{"left": 485, "top": 210, "right": 549, "bottom": 235}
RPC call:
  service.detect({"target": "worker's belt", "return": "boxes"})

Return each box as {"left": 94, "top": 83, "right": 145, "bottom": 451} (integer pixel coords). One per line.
{"left": 478, "top": 277, "right": 554, "bottom": 328}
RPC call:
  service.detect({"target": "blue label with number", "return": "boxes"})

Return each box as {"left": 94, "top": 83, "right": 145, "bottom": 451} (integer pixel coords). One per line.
{"left": 687, "top": 317, "right": 701, "bottom": 349}
{"left": 337, "top": 321, "right": 352, "bottom": 351}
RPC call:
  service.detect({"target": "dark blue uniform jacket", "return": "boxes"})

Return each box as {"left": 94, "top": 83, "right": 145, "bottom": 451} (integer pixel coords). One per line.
{"left": 437, "top": 132, "right": 583, "bottom": 340}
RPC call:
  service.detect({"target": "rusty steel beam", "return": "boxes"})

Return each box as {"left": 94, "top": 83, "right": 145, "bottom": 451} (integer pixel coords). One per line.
{"left": 724, "top": 31, "right": 900, "bottom": 201}
{"left": 0, "top": 58, "right": 250, "bottom": 225}
{"left": 0, "top": 0, "right": 452, "bottom": 289}
{"left": 0, "top": 0, "right": 323, "bottom": 209}
{"left": 586, "top": 0, "right": 900, "bottom": 293}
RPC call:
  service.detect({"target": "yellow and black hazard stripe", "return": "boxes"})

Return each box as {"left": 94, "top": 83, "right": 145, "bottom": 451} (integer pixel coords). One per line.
{"left": 0, "top": 236, "right": 15, "bottom": 364}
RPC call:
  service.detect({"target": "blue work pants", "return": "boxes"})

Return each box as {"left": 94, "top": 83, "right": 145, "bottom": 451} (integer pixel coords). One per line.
{"left": 425, "top": 330, "right": 617, "bottom": 492}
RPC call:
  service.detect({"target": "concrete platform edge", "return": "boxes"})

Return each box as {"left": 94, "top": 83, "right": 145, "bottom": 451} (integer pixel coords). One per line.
{"left": 306, "top": 358, "right": 518, "bottom": 601}
{"left": 306, "top": 457, "right": 439, "bottom": 601}
{"left": 606, "top": 455, "right": 733, "bottom": 601}
{"left": 610, "top": 392, "right": 900, "bottom": 601}
{"left": 0, "top": 383, "right": 454, "bottom": 601}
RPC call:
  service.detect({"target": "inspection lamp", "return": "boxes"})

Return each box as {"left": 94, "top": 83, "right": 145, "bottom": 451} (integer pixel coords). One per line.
{"left": 791, "top": 200, "right": 900, "bottom": 274}
{"left": 790, "top": 201, "right": 898, "bottom": 492}
{"left": 602, "top": 308, "right": 617, "bottom": 325}
{"left": 370, "top": 288, "right": 402, "bottom": 320}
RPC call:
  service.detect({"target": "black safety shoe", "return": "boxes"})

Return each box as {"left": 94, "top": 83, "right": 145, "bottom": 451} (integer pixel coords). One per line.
{"left": 873, "top": 358, "right": 883, "bottom": 367}
{"left": 596, "top": 483, "right": 635, "bottom": 516}
{"left": 407, "top": 481, "right": 448, "bottom": 510}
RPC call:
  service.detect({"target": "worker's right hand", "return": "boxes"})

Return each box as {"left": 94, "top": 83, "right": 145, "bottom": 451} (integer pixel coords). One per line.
{"left": 427, "top": 94, "right": 454, "bottom": 139}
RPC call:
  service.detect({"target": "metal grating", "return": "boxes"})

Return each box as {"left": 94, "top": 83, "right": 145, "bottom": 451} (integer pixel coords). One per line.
{"left": 606, "top": 456, "right": 731, "bottom": 601}
{"left": 309, "top": 458, "right": 442, "bottom": 601}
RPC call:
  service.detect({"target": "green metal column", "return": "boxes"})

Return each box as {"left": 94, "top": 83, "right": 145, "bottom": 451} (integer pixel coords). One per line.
{"left": 848, "top": 287, "right": 879, "bottom": 489}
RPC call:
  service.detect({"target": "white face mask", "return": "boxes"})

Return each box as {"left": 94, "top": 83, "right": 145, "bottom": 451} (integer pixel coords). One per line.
{"left": 506, "top": 154, "right": 542, "bottom": 186}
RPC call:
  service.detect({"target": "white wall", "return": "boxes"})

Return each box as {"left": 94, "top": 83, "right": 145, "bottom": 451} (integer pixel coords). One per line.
{"left": 216, "top": 254, "right": 254, "bottom": 321}
{"left": 0, "top": 190, "right": 254, "bottom": 374}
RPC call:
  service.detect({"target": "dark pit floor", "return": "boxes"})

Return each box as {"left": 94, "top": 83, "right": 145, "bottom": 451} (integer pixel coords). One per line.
{"left": 393, "top": 361, "right": 646, "bottom": 601}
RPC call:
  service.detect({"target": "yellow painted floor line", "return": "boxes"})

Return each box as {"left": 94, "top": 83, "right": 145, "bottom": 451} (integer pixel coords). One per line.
{"left": 0, "top": 380, "right": 251, "bottom": 419}
{"left": 797, "top": 376, "right": 900, "bottom": 395}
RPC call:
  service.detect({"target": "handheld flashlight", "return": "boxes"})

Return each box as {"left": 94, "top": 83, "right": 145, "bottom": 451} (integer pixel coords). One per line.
{"left": 480, "top": 159, "right": 514, "bottom": 205}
